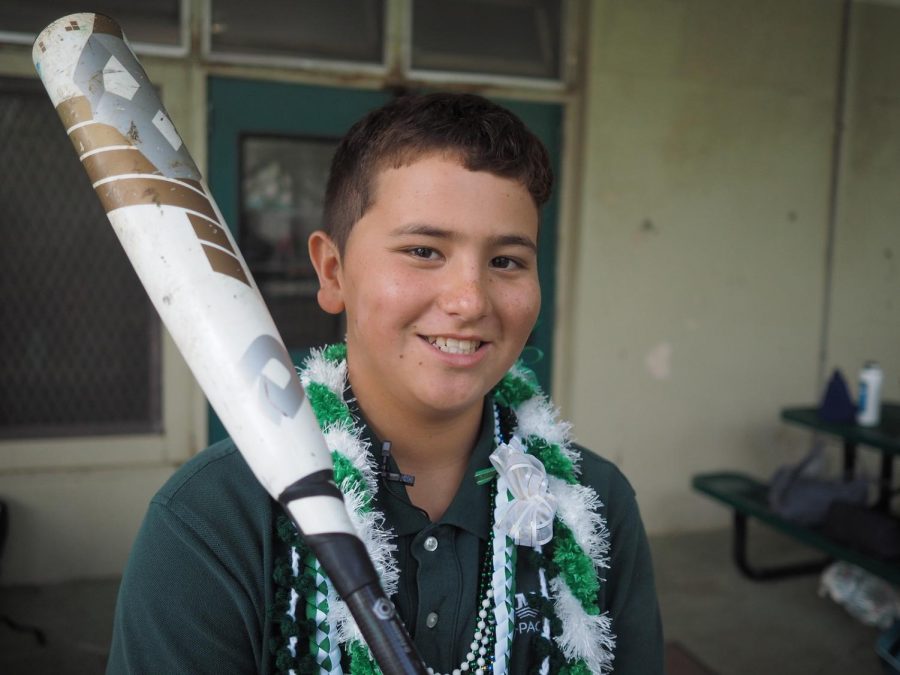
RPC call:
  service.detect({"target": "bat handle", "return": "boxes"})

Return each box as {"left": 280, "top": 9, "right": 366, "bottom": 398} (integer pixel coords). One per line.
{"left": 345, "top": 584, "right": 429, "bottom": 675}
{"left": 305, "top": 533, "right": 428, "bottom": 675}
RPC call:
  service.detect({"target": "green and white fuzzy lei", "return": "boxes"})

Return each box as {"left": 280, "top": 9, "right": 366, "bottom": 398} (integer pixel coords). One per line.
{"left": 274, "top": 344, "right": 615, "bottom": 674}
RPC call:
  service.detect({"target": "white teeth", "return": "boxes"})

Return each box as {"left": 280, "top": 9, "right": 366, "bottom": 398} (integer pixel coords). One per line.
{"left": 426, "top": 336, "right": 481, "bottom": 355}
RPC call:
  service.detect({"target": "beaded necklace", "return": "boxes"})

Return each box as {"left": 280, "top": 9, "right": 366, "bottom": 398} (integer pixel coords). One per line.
{"left": 427, "top": 482, "right": 498, "bottom": 675}
{"left": 427, "top": 405, "right": 506, "bottom": 675}
{"left": 272, "top": 344, "right": 615, "bottom": 675}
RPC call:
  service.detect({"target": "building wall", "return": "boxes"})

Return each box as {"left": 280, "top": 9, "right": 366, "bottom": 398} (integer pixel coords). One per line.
{"left": 825, "top": 1, "right": 900, "bottom": 409}
{"left": 564, "top": 0, "right": 899, "bottom": 533}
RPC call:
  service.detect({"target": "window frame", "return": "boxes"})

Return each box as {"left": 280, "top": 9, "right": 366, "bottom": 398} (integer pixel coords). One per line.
{"left": 0, "top": 0, "right": 191, "bottom": 58}
{"left": 201, "top": 0, "right": 391, "bottom": 75}
{"left": 199, "top": 0, "right": 576, "bottom": 89}
{"left": 404, "top": 0, "right": 570, "bottom": 90}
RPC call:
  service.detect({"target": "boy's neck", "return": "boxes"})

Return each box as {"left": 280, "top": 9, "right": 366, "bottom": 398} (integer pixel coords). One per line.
{"left": 350, "top": 381, "right": 484, "bottom": 522}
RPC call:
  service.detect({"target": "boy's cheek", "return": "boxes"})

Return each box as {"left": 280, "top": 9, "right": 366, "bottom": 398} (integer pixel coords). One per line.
{"left": 355, "top": 280, "right": 413, "bottom": 315}
{"left": 504, "top": 282, "right": 542, "bottom": 320}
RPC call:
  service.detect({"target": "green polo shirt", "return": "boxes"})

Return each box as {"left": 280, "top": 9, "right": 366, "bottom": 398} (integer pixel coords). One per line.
{"left": 366, "top": 397, "right": 663, "bottom": 673}
{"left": 108, "top": 399, "right": 663, "bottom": 674}
{"left": 364, "top": 397, "right": 497, "bottom": 669}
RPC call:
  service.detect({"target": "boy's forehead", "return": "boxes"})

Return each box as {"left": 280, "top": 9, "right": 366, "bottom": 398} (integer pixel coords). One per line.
{"left": 368, "top": 151, "right": 530, "bottom": 208}
{"left": 345, "top": 156, "right": 539, "bottom": 252}
{"left": 372, "top": 149, "right": 465, "bottom": 189}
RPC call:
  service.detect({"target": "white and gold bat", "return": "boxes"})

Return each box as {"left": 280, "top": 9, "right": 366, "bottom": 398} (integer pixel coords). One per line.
{"left": 33, "top": 14, "right": 425, "bottom": 674}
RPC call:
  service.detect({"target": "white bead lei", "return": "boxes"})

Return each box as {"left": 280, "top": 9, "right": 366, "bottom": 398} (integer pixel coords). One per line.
{"left": 286, "top": 347, "right": 615, "bottom": 674}
{"left": 420, "top": 404, "right": 515, "bottom": 675}
{"left": 490, "top": 408, "right": 516, "bottom": 675}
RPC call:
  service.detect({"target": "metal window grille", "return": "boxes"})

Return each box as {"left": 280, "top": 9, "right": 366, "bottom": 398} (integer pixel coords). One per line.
{"left": 0, "top": 78, "right": 161, "bottom": 439}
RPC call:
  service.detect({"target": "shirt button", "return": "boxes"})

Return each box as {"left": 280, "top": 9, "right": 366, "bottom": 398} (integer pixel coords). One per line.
{"left": 424, "top": 536, "right": 438, "bottom": 552}
{"left": 425, "top": 612, "right": 439, "bottom": 628}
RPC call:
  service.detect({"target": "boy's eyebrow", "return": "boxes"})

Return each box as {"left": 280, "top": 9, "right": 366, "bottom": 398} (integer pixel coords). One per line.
{"left": 391, "top": 223, "right": 451, "bottom": 239}
{"left": 493, "top": 233, "right": 538, "bottom": 254}
{"left": 391, "top": 223, "right": 537, "bottom": 253}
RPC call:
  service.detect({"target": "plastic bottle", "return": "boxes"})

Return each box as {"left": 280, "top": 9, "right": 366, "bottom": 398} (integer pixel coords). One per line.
{"left": 856, "top": 361, "right": 884, "bottom": 427}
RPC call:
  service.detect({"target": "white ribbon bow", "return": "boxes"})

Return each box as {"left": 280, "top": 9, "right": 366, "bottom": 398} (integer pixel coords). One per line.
{"left": 489, "top": 437, "right": 557, "bottom": 547}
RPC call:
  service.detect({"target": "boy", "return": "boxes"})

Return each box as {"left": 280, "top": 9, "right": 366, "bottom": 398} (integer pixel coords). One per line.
{"left": 108, "top": 93, "right": 663, "bottom": 674}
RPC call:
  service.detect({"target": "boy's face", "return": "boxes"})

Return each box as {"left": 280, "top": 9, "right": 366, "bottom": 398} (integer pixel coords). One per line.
{"left": 315, "top": 154, "right": 541, "bottom": 421}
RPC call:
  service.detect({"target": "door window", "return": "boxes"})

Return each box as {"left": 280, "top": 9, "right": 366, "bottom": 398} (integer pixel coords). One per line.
{"left": 241, "top": 134, "right": 344, "bottom": 349}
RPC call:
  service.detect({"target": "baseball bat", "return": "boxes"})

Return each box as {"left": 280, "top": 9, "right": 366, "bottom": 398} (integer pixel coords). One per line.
{"left": 33, "top": 14, "right": 426, "bottom": 674}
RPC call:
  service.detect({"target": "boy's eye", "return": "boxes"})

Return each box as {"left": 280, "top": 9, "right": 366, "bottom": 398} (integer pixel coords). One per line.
{"left": 408, "top": 246, "right": 439, "bottom": 260}
{"left": 490, "top": 256, "right": 521, "bottom": 270}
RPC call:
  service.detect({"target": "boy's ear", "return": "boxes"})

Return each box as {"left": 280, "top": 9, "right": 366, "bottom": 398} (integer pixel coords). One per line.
{"left": 308, "top": 230, "right": 345, "bottom": 315}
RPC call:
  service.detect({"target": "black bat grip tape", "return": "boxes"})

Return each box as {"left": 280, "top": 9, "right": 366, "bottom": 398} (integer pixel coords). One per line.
{"left": 304, "top": 532, "right": 428, "bottom": 675}
{"left": 345, "top": 583, "right": 428, "bottom": 675}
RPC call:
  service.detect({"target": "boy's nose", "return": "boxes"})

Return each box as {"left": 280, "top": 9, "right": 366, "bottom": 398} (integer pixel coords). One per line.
{"left": 437, "top": 273, "right": 490, "bottom": 320}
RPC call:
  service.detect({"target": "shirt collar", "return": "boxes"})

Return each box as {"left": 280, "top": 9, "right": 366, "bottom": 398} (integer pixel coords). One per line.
{"left": 351, "top": 394, "right": 495, "bottom": 541}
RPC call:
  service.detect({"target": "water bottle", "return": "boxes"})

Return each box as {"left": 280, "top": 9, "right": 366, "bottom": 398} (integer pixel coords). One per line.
{"left": 856, "top": 361, "right": 884, "bottom": 427}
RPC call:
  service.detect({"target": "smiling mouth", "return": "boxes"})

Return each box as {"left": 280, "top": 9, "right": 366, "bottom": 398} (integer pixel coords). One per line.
{"left": 424, "top": 336, "right": 483, "bottom": 355}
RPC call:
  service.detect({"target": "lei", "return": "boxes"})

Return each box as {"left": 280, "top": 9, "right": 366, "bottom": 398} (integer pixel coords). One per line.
{"left": 271, "top": 344, "right": 615, "bottom": 674}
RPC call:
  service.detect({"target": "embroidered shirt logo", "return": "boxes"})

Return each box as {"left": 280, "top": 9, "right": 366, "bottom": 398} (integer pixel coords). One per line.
{"left": 514, "top": 592, "right": 544, "bottom": 635}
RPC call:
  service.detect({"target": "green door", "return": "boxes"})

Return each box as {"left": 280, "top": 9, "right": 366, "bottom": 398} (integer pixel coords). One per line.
{"left": 207, "top": 77, "right": 561, "bottom": 444}
{"left": 497, "top": 97, "right": 562, "bottom": 397}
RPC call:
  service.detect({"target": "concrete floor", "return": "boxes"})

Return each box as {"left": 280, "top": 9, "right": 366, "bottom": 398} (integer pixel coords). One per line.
{"left": 653, "top": 526, "right": 886, "bottom": 675}
{"left": 0, "top": 527, "right": 889, "bottom": 674}
{"left": 0, "top": 576, "right": 117, "bottom": 673}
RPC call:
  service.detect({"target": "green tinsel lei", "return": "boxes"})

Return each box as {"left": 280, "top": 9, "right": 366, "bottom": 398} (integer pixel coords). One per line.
{"left": 553, "top": 521, "right": 600, "bottom": 613}
{"left": 494, "top": 368, "right": 578, "bottom": 484}
{"left": 492, "top": 368, "right": 537, "bottom": 409}
{"left": 332, "top": 451, "right": 373, "bottom": 511}
{"left": 495, "top": 363, "right": 605, "bottom": 673}
{"left": 270, "top": 348, "right": 607, "bottom": 674}
{"left": 323, "top": 342, "right": 348, "bottom": 363}
{"left": 526, "top": 436, "right": 578, "bottom": 484}
{"left": 306, "top": 382, "right": 355, "bottom": 428}
{"left": 496, "top": 365, "right": 601, "bottom": 617}
{"left": 494, "top": 361, "right": 606, "bottom": 653}
{"left": 560, "top": 660, "right": 593, "bottom": 675}
{"left": 348, "top": 640, "right": 381, "bottom": 675}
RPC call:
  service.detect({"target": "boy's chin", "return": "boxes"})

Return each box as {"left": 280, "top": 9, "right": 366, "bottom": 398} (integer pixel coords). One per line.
{"left": 412, "top": 380, "right": 497, "bottom": 417}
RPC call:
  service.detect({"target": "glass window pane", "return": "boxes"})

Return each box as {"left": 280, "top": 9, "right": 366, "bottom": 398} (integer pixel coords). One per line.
{"left": 0, "top": 1, "right": 184, "bottom": 50}
{"left": 241, "top": 136, "right": 344, "bottom": 349}
{"left": 0, "top": 78, "right": 161, "bottom": 440}
{"left": 211, "top": 0, "right": 385, "bottom": 64}
{"left": 411, "top": 0, "right": 562, "bottom": 80}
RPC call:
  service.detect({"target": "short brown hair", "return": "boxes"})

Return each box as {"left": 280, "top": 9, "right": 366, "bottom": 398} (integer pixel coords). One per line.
{"left": 323, "top": 92, "right": 553, "bottom": 254}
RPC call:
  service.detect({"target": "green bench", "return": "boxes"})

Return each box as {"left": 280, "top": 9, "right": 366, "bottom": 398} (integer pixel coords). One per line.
{"left": 692, "top": 471, "right": 900, "bottom": 585}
